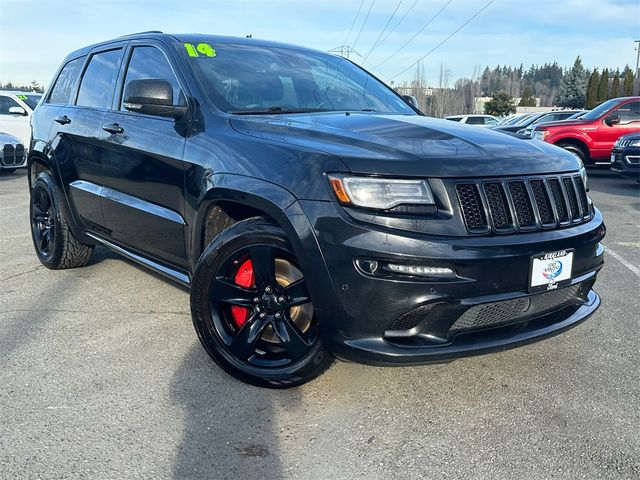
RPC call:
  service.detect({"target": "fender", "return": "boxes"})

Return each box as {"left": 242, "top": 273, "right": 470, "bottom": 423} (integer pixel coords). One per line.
{"left": 547, "top": 130, "right": 593, "bottom": 150}
{"left": 190, "top": 172, "right": 339, "bottom": 327}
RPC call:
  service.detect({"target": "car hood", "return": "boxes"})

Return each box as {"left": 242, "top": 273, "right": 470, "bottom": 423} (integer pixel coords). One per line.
{"left": 230, "top": 113, "right": 579, "bottom": 177}
{"left": 0, "top": 132, "right": 22, "bottom": 144}
{"left": 536, "top": 119, "right": 593, "bottom": 129}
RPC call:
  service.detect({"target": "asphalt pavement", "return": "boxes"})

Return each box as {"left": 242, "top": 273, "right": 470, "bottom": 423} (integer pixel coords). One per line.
{"left": 1, "top": 168, "right": 639, "bottom": 480}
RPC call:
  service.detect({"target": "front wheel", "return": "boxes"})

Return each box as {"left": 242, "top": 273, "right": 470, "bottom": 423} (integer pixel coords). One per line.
{"left": 556, "top": 142, "right": 587, "bottom": 164}
{"left": 190, "top": 217, "right": 332, "bottom": 388}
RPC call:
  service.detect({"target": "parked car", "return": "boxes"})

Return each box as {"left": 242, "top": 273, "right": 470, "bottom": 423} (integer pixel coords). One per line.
{"left": 29, "top": 32, "right": 605, "bottom": 388}
{"left": 445, "top": 114, "right": 499, "bottom": 127}
{"left": 0, "top": 91, "right": 42, "bottom": 150}
{"left": 566, "top": 110, "right": 589, "bottom": 120}
{"left": 610, "top": 132, "right": 640, "bottom": 182}
{"left": 532, "top": 97, "right": 640, "bottom": 165}
{"left": 500, "top": 113, "right": 533, "bottom": 126}
{"left": 491, "top": 112, "right": 547, "bottom": 134}
{"left": 519, "top": 110, "right": 584, "bottom": 137}
{"left": 0, "top": 131, "right": 26, "bottom": 174}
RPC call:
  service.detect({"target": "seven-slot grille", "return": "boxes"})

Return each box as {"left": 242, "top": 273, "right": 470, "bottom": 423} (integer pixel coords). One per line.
{"left": 1, "top": 143, "right": 25, "bottom": 166}
{"left": 455, "top": 174, "right": 591, "bottom": 234}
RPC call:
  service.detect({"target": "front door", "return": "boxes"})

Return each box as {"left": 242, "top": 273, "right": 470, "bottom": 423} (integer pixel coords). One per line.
{"left": 596, "top": 100, "right": 640, "bottom": 160}
{"left": 99, "top": 43, "right": 188, "bottom": 267}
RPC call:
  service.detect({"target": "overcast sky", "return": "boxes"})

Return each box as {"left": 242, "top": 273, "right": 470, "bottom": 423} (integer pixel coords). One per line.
{"left": 1, "top": 0, "right": 638, "bottom": 88}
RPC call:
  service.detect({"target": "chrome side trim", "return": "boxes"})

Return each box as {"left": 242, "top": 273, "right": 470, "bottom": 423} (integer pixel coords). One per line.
{"left": 70, "top": 180, "right": 185, "bottom": 225}
{"left": 86, "top": 232, "right": 190, "bottom": 287}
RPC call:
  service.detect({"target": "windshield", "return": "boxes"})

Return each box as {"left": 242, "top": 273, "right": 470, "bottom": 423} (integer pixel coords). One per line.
{"left": 16, "top": 94, "right": 41, "bottom": 110}
{"left": 581, "top": 99, "right": 620, "bottom": 120}
{"left": 184, "top": 42, "right": 415, "bottom": 115}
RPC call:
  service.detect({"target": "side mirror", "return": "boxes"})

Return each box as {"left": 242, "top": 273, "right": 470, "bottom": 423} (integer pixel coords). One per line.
{"left": 402, "top": 95, "right": 419, "bottom": 109}
{"left": 604, "top": 113, "right": 621, "bottom": 126}
{"left": 123, "top": 79, "right": 187, "bottom": 119}
{"left": 8, "top": 106, "right": 27, "bottom": 116}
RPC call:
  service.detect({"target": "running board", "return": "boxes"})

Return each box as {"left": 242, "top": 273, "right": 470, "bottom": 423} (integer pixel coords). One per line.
{"left": 86, "top": 232, "right": 191, "bottom": 287}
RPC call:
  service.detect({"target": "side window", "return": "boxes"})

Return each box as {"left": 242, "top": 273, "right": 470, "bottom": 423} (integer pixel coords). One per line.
{"left": 615, "top": 101, "right": 640, "bottom": 124}
{"left": 121, "top": 46, "right": 183, "bottom": 110}
{"left": 485, "top": 118, "right": 498, "bottom": 126}
{"left": 76, "top": 49, "right": 123, "bottom": 109}
{"left": 466, "top": 116, "right": 484, "bottom": 125}
{"left": 48, "top": 57, "right": 85, "bottom": 105}
{"left": 0, "top": 96, "right": 20, "bottom": 115}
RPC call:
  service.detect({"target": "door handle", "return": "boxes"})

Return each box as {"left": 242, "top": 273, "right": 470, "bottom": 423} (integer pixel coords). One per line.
{"left": 54, "top": 115, "right": 71, "bottom": 125}
{"left": 102, "top": 123, "right": 124, "bottom": 135}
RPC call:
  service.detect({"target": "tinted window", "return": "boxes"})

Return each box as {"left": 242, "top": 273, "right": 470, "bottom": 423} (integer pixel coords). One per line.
{"left": 615, "top": 101, "right": 640, "bottom": 124}
{"left": 186, "top": 43, "right": 414, "bottom": 114}
{"left": 0, "top": 96, "right": 21, "bottom": 114}
{"left": 466, "top": 116, "right": 484, "bottom": 125}
{"left": 121, "top": 46, "right": 183, "bottom": 110}
{"left": 48, "top": 57, "right": 85, "bottom": 104}
{"left": 76, "top": 49, "right": 122, "bottom": 108}
{"left": 582, "top": 98, "right": 620, "bottom": 120}
{"left": 485, "top": 118, "right": 498, "bottom": 126}
{"left": 446, "top": 117, "right": 462, "bottom": 122}
{"left": 18, "top": 94, "right": 42, "bottom": 110}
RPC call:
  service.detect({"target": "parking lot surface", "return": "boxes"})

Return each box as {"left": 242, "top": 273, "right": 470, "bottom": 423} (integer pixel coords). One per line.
{"left": 1, "top": 169, "right": 639, "bottom": 480}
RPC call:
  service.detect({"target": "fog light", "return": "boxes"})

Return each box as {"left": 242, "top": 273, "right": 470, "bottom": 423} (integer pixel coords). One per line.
{"left": 387, "top": 264, "right": 454, "bottom": 276}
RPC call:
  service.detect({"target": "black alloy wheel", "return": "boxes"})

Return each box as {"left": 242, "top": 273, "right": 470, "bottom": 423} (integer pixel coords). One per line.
{"left": 191, "top": 217, "right": 332, "bottom": 388}
{"left": 31, "top": 183, "right": 56, "bottom": 258}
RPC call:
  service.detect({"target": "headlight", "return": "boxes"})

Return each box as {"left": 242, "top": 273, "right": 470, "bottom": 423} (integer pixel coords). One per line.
{"left": 328, "top": 175, "right": 435, "bottom": 210}
{"left": 532, "top": 130, "right": 549, "bottom": 141}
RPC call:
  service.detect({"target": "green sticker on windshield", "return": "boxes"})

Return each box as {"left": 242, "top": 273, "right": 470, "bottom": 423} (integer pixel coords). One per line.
{"left": 184, "top": 43, "right": 216, "bottom": 58}
{"left": 17, "top": 95, "right": 27, "bottom": 100}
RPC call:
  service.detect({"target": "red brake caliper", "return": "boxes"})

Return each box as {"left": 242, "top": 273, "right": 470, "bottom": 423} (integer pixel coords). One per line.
{"left": 230, "top": 259, "right": 255, "bottom": 328}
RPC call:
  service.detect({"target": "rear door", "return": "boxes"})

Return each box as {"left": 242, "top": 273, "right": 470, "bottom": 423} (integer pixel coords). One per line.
{"left": 48, "top": 46, "right": 125, "bottom": 229}
{"left": 99, "top": 41, "right": 188, "bottom": 267}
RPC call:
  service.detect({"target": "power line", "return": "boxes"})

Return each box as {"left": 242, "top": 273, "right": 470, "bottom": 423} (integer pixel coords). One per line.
{"left": 376, "top": 0, "right": 418, "bottom": 48}
{"left": 352, "top": 0, "right": 377, "bottom": 50}
{"left": 344, "top": 0, "right": 366, "bottom": 46}
{"left": 374, "top": 0, "right": 453, "bottom": 68}
{"left": 391, "top": 0, "right": 495, "bottom": 80}
{"left": 362, "top": 0, "right": 404, "bottom": 62}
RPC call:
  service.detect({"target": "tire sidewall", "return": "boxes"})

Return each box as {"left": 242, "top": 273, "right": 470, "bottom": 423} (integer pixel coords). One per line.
{"left": 30, "top": 172, "right": 65, "bottom": 268}
{"left": 190, "top": 218, "right": 331, "bottom": 388}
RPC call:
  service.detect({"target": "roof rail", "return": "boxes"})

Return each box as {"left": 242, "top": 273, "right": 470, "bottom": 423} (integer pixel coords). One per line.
{"left": 117, "top": 30, "right": 164, "bottom": 37}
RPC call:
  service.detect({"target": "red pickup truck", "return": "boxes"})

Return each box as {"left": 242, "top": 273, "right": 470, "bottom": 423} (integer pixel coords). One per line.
{"left": 532, "top": 96, "right": 640, "bottom": 166}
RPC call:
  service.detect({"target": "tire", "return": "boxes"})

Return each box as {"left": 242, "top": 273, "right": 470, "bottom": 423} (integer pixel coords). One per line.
{"left": 556, "top": 142, "right": 587, "bottom": 164}
{"left": 190, "top": 217, "right": 333, "bottom": 388}
{"left": 30, "top": 171, "right": 94, "bottom": 269}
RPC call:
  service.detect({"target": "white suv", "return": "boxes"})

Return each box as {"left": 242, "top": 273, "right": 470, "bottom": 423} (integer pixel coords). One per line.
{"left": 0, "top": 91, "right": 42, "bottom": 162}
{"left": 445, "top": 114, "right": 499, "bottom": 127}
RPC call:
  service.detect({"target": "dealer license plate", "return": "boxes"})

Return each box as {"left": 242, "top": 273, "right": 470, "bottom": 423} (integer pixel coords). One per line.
{"left": 529, "top": 250, "right": 573, "bottom": 292}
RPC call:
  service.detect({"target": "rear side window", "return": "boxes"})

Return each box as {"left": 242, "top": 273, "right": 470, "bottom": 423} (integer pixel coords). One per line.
{"left": 466, "top": 116, "right": 484, "bottom": 125}
{"left": 48, "top": 57, "right": 85, "bottom": 105}
{"left": 0, "top": 96, "right": 20, "bottom": 114}
{"left": 120, "top": 46, "right": 183, "bottom": 110}
{"left": 76, "top": 49, "right": 123, "bottom": 109}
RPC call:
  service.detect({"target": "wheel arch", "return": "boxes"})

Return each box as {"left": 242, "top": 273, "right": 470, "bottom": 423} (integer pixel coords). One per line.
{"left": 551, "top": 136, "right": 591, "bottom": 161}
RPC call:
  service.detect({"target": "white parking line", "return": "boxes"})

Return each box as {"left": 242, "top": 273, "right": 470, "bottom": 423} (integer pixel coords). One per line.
{"left": 605, "top": 246, "right": 640, "bottom": 279}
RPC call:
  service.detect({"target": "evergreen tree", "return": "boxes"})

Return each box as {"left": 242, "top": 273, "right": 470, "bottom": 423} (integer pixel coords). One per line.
{"left": 556, "top": 56, "right": 588, "bottom": 108}
{"left": 519, "top": 87, "right": 536, "bottom": 106}
{"left": 586, "top": 69, "right": 600, "bottom": 108}
{"left": 597, "top": 69, "right": 609, "bottom": 102}
{"left": 484, "top": 91, "right": 516, "bottom": 116}
{"left": 610, "top": 70, "right": 620, "bottom": 99}
{"left": 623, "top": 66, "right": 635, "bottom": 96}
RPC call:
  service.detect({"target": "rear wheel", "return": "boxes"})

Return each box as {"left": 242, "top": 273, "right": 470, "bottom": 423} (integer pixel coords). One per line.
{"left": 190, "top": 217, "right": 332, "bottom": 388}
{"left": 30, "top": 172, "right": 94, "bottom": 269}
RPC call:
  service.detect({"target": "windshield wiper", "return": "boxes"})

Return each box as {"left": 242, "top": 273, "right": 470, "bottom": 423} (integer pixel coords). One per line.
{"left": 229, "top": 106, "right": 328, "bottom": 115}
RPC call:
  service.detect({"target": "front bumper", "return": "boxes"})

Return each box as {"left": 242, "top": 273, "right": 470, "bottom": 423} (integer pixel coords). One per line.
{"left": 611, "top": 147, "right": 640, "bottom": 180}
{"left": 290, "top": 200, "right": 605, "bottom": 365}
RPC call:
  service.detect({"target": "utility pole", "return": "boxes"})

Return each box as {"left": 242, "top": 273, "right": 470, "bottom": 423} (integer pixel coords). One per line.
{"left": 635, "top": 40, "right": 640, "bottom": 77}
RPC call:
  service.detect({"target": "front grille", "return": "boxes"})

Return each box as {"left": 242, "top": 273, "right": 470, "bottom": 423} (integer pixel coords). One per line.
{"left": 617, "top": 139, "right": 632, "bottom": 148}
{"left": 450, "top": 284, "right": 583, "bottom": 334}
{"left": 1, "top": 143, "right": 25, "bottom": 166}
{"left": 456, "top": 174, "right": 591, "bottom": 234}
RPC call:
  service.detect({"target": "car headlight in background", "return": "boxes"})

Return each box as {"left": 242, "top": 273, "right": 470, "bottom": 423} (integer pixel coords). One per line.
{"left": 329, "top": 175, "right": 435, "bottom": 210}
{"left": 628, "top": 139, "right": 640, "bottom": 147}
{"left": 532, "top": 130, "right": 549, "bottom": 141}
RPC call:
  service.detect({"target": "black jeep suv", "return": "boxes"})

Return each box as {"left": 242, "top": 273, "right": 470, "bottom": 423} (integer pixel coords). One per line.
{"left": 29, "top": 32, "right": 605, "bottom": 387}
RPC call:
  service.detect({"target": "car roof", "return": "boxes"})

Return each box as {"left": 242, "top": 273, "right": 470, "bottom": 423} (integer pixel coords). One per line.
{"left": 63, "top": 31, "right": 325, "bottom": 60}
